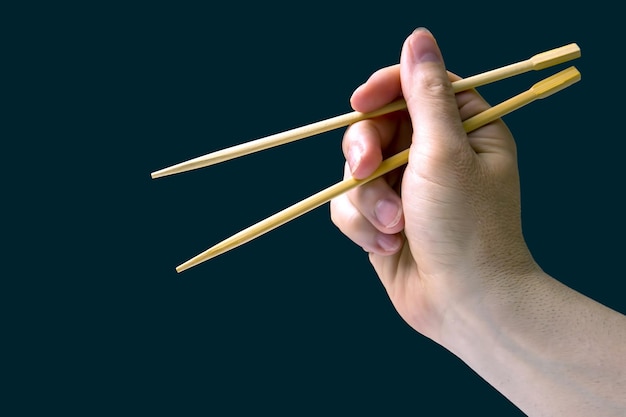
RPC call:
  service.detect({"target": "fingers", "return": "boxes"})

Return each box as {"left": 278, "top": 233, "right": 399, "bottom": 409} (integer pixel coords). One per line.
{"left": 342, "top": 114, "right": 405, "bottom": 179}
{"left": 335, "top": 66, "right": 409, "bottom": 255}
{"left": 350, "top": 65, "right": 401, "bottom": 113}
{"left": 330, "top": 168, "right": 404, "bottom": 255}
{"left": 343, "top": 162, "right": 404, "bottom": 233}
{"left": 334, "top": 28, "right": 505, "bottom": 259}
{"left": 334, "top": 135, "right": 406, "bottom": 255}
{"left": 333, "top": 28, "right": 519, "bottom": 262}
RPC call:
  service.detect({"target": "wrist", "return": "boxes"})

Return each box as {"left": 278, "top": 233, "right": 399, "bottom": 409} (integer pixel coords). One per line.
{"left": 438, "top": 266, "right": 551, "bottom": 376}
{"left": 436, "top": 267, "right": 626, "bottom": 416}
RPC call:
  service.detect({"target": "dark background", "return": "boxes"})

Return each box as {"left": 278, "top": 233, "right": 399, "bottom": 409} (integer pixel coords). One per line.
{"left": 4, "top": 2, "right": 623, "bottom": 415}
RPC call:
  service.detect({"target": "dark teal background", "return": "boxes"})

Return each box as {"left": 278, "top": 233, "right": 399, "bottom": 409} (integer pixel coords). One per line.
{"left": 4, "top": 2, "right": 624, "bottom": 415}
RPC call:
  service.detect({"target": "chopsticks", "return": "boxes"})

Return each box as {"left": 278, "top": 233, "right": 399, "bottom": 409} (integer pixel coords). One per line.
{"left": 174, "top": 65, "right": 581, "bottom": 272}
{"left": 150, "top": 44, "right": 580, "bottom": 179}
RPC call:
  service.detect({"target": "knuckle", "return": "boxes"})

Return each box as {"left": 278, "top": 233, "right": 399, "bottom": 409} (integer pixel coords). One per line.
{"left": 329, "top": 198, "right": 356, "bottom": 231}
{"left": 413, "top": 70, "right": 454, "bottom": 99}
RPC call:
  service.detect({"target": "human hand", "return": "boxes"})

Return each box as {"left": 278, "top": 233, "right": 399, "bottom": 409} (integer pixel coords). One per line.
{"left": 330, "top": 28, "right": 539, "bottom": 345}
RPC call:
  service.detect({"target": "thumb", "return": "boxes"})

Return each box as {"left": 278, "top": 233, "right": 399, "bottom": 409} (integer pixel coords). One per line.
{"left": 400, "top": 29, "right": 470, "bottom": 163}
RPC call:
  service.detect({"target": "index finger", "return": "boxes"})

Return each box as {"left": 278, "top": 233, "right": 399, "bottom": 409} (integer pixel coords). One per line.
{"left": 350, "top": 65, "right": 401, "bottom": 113}
{"left": 351, "top": 64, "right": 468, "bottom": 113}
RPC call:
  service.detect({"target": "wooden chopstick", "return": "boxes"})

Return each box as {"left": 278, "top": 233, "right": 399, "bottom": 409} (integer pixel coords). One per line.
{"left": 176, "top": 66, "right": 581, "bottom": 272}
{"left": 151, "top": 43, "right": 580, "bottom": 179}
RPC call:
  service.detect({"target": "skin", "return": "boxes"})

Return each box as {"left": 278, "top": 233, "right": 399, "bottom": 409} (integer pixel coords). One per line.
{"left": 330, "top": 28, "right": 626, "bottom": 416}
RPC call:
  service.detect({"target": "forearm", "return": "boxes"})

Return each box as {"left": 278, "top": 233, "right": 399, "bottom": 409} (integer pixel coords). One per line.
{"left": 442, "top": 270, "right": 626, "bottom": 416}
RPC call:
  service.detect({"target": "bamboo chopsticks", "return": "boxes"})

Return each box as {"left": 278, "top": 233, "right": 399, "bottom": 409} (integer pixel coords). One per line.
{"left": 151, "top": 43, "right": 582, "bottom": 272}
{"left": 150, "top": 44, "right": 580, "bottom": 179}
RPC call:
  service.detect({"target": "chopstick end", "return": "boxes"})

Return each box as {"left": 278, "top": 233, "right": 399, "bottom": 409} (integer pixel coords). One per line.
{"left": 176, "top": 248, "right": 220, "bottom": 273}
{"left": 176, "top": 260, "right": 196, "bottom": 273}
{"left": 531, "top": 43, "right": 581, "bottom": 70}
{"left": 151, "top": 167, "right": 171, "bottom": 179}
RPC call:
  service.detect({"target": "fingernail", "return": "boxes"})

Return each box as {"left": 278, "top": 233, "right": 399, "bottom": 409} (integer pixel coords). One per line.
{"left": 413, "top": 27, "right": 431, "bottom": 35}
{"left": 410, "top": 27, "right": 442, "bottom": 64}
{"left": 375, "top": 199, "right": 402, "bottom": 229}
{"left": 348, "top": 143, "right": 363, "bottom": 175}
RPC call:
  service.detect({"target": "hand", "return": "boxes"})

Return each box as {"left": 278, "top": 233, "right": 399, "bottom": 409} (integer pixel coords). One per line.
{"left": 332, "top": 29, "right": 626, "bottom": 416}
{"left": 330, "top": 28, "right": 539, "bottom": 345}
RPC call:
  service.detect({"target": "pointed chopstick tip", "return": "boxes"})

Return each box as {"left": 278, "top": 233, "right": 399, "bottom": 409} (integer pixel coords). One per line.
{"left": 151, "top": 166, "right": 176, "bottom": 179}
{"left": 176, "top": 248, "right": 220, "bottom": 273}
{"left": 176, "top": 261, "right": 194, "bottom": 273}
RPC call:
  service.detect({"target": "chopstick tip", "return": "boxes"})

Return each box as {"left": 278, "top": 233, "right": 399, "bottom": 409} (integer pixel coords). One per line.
{"left": 176, "top": 260, "right": 195, "bottom": 273}
{"left": 151, "top": 168, "right": 168, "bottom": 179}
{"left": 176, "top": 248, "right": 220, "bottom": 273}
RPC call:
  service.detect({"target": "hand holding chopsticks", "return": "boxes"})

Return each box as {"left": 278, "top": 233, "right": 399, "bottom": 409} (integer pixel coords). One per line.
{"left": 175, "top": 66, "right": 580, "bottom": 272}
{"left": 151, "top": 42, "right": 581, "bottom": 272}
